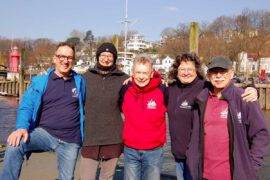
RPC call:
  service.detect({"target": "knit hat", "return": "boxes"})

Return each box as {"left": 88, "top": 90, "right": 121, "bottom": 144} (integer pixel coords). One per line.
{"left": 96, "top": 42, "right": 117, "bottom": 64}
{"left": 208, "top": 56, "right": 233, "bottom": 71}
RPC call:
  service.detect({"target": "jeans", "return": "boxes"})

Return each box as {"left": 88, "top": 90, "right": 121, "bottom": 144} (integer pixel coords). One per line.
{"left": 175, "top": 159, "right": 192, "bottom": 180}
{"left": 124, "top": 146, "right": 164, "bottom": 180}
{"left": 0, "top": 128, "right": 80, "bottom": 180}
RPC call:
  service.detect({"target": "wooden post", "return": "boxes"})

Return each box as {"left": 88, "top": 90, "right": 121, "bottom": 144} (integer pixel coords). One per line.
{"left": 19, "top": 48, "right": 25, "bottom": 101}
{"left": 189, "top": 22, "right": 199, "bottom": 54}
{"left": 113, "top": 34, "right": 119, "bottom": 51}
{"left": 266, "top": 86, "right": 270, "bottom": 110}
{"left": 259, "top": 88, "right": 266, "bottom": 109}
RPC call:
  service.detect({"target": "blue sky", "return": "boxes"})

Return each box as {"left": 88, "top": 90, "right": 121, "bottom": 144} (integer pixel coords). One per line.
{"left": 0, "top": 0, "right": 269, "bottom": 42}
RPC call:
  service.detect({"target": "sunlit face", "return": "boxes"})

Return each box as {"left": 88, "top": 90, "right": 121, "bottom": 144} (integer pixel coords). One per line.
{"left": 177, "top": 61, "right": 197, "bottom": 84}
{"left": 53, "top": 45, "right": 74, "bottom": 78}
{"left": 132, "top": 62, "right": 153, "bottom": 88}
{"left": 207, "top": 68, "right": 234, "bottom": 94}
{"left": 98, "top": 52, "right": 114, "bottom": 67}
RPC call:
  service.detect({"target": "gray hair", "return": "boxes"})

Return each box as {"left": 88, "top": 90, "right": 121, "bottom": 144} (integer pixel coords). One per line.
{"left": 132, "top": 54, "right": 153, "bottom": 70}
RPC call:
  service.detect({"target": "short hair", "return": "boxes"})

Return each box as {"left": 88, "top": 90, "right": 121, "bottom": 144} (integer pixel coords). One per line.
{"left": 168, "top": 52, "right": 205, "bottom": 82}
{"left": 133, "top": 54, "right": 153, "bottom": 71}
{"left": 55, "top": 42, "right": 75, "bottom": 57}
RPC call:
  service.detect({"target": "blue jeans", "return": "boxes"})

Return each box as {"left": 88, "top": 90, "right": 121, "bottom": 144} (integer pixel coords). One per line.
{"left": 124, "top": 146, "right": 164, "bottom": 180}
{"left": 175, "top": 159, "right": 192, "bottom": 180}
{"left": 0, "top": 128, "right": 80, "bottom": 180}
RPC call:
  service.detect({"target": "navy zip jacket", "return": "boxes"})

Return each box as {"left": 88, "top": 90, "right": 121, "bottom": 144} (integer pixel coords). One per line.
{"left": 167, "top": 77, "right": 205, "bottom": 160}
{"left": 187, "top": 81, "right": 270, "bottom": 180}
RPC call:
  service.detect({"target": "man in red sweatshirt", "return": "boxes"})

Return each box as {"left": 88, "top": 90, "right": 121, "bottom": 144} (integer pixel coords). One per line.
{"left": 120, "top": 55, "right": 168, "bottom": 180}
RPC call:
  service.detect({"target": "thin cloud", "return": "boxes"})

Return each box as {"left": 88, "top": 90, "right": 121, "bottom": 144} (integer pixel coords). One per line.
{"left": 166, "top": 6, "right": 179, "bottom": 12}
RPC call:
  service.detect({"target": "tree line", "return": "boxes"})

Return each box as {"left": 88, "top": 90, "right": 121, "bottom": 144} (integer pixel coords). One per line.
{"left": 0, "top": 9, "right": 269, "bottom": 74}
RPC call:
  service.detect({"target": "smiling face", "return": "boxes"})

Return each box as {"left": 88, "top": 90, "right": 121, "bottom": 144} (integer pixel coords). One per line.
{"left": 53, "top": 45, "right": 74, "bottom": 78}
{"left": 207, "top": 68, "right": 234, "bottom": 96}
{"left": 177, "top": 61, "right": 197, "bottom": 84}
{"left": 98, "top": 52, "right": 114, "bottom": 67}
{"left": 132, "top": 62, "right": 153, "bottom": 88}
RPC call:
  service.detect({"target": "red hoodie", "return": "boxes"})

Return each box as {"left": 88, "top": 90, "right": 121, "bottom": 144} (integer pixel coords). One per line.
{"left": 121, "top": 71, "right": 167, "bottom": 150}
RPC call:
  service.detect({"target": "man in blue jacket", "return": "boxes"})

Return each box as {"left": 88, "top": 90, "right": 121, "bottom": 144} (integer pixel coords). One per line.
{"left": 0, "top": 42, "right": 86, "bottom": 180}
{"left": 187, "top": 56, "right": 270, "bottom": 180}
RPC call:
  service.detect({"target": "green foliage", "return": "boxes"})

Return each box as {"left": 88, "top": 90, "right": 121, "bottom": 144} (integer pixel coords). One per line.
{"left": 83, "top": 30, "right": 94, "bottom": 45}
{"left": 66, "top": 37, "right": 81, "bottom": 46}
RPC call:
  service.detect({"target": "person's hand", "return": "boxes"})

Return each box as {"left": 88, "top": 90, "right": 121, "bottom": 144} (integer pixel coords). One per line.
{"left": 161, "top": 79, "right": 168, "bottom": 87}
{"left": 7, "top": 129, "right": 28, "bottom": 147}
{"left": 123, "top": 77, "right": 132, "bottom": 85}
{"left": 241, "top": 87, "right": 258, "bottom": 102}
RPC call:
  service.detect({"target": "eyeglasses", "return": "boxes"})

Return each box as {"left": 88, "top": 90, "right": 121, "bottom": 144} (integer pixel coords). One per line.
{"left": 55, "top": 54, "right": 74, "bottom": 62}
{"left": 99, "top": 54, "right": 114, "bottom": 60}
{"left": 178, "top": 68, "right": 195, "bottom": 74}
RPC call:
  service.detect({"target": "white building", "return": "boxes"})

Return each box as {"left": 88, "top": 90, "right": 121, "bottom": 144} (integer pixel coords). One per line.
{"left": 153, "top": 56, "right": 174, "bottom": 73}
{"left": 127, "top": 34, "right": 152, "bottom": 51}
{"left": 117, "top": 51, "right": 136, "bottom": 75}
{"left": 73, "top": 59, "right": 90, "bottom": 74}
{"left": 238, "top": 52, "right": 270, "bottom": 74}
{"left": 162, "top": 56, "right": 174, "bottom": 72}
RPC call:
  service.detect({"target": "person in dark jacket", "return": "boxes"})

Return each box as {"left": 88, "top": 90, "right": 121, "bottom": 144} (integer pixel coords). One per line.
{"left": 167, "top": 53, "right": 258, "bottom": 180}
{"left": 186, "top": 56, "right": 270, "bottom": 180}
{"left": 80, "top": 42, "right": 129, "bottom": 180}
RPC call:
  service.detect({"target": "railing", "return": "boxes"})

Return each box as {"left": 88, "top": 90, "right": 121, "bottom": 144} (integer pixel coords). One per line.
{"left": 0, "top": 81, "right": 30, "bottom": 96}
{"left": 256, "top": 84, "right": 270, "bottom": 110}
{"left": 0, "top": 81, "right": 270, "bottom": 110}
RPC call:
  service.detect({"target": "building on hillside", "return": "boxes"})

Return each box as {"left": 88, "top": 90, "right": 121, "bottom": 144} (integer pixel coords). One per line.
{"left": 161, "top": 56, "right": 174, "bottom": 72}
{"left": 73, "top": 59, "right": 90, "bottom": 74}
{"left": 117, "top": 51, "right": 136, "bottom": 75}
{"left": 238, "top": 52, "right": 270, "bottom": 74}
{"left": 127, "top": 34, "right": 152, "bottom": 51}
{"left": 153, "top": 56, "right": 174, "bottom": 79}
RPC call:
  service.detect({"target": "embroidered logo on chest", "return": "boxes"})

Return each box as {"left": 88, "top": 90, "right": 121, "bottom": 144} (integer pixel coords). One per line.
{"left": 72, "top": 88, "right": 78, "bottom": 98}
{"left": 180, "top": 100, "right": 192, "bottom": 109}
{"left": 147, "top": 99, "right": 157, "bottom": 109}
{"left": 237, "top": 112, "right": 242, "bottom": 124}
{"left": 220, "top": 108, "right": 228, "bottom": 118}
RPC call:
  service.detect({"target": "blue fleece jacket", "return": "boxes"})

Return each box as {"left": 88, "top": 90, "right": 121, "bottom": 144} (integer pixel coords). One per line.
{"left": 15, "top": 68, "right": 86, "bottom": 142}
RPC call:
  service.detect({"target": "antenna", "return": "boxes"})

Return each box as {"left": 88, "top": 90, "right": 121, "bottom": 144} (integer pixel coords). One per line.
{"left": 120, "top": 0, "right": 137, "bottom": 73}
{"left": 122, "top": 0, "right": 130, "bottom": 71}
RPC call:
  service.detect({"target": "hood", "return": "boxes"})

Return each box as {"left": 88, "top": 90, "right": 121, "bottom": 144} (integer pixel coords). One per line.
{"left": 131, "top": 70, "right": 162, "bottom": 94}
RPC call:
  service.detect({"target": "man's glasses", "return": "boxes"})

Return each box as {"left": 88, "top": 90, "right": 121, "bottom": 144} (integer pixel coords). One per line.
{"left": 99, "top": 54, "right": 114, "bottom": 60}
{"left": 55, "top": 54, "right": 74, "bottom": 62}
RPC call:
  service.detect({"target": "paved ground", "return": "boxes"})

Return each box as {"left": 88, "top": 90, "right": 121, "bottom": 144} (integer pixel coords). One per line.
{"left": 0, "top": 149, "right": 176, "bottom": 180}
{"left": 0, "top": 146, "right": 270, "bottom": 180}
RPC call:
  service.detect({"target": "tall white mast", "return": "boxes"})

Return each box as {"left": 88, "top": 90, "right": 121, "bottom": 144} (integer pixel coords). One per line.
{"left": 122, "top": 0, "right": 131, "bottom": 72}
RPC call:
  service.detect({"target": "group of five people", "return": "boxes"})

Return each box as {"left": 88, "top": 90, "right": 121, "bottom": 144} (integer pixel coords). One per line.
{"left": 0, "top": 42, "right": 269, "bottom": 180}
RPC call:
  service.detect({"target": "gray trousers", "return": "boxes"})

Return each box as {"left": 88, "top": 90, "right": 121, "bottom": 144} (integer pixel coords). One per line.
{"left": 80, "top": 156, "right": 119, "bottom": 180}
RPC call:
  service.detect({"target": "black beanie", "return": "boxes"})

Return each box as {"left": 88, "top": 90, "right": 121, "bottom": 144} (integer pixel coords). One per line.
{"left": 96, "top": 42, "right": 118, "bottom": 63}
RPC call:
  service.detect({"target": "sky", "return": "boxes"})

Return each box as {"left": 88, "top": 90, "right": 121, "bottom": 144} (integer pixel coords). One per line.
{"left": 0, "top": 0, "right": 269, "bottom": 42}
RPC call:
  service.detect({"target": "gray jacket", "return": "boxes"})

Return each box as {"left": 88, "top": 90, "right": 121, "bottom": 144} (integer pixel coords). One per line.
{"left": 83, "top": 67, "right": 129, "bottom": 146}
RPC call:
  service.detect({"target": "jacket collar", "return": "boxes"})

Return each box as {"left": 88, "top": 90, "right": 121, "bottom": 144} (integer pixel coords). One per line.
{"left": 196, "top": 80, "right": 235, "bottom": 103}
{"left": 175, "top": 76, "right": 201, "bottom": 88}
{"left": 89, "top": 66, "right": 125, "bottom": 76}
